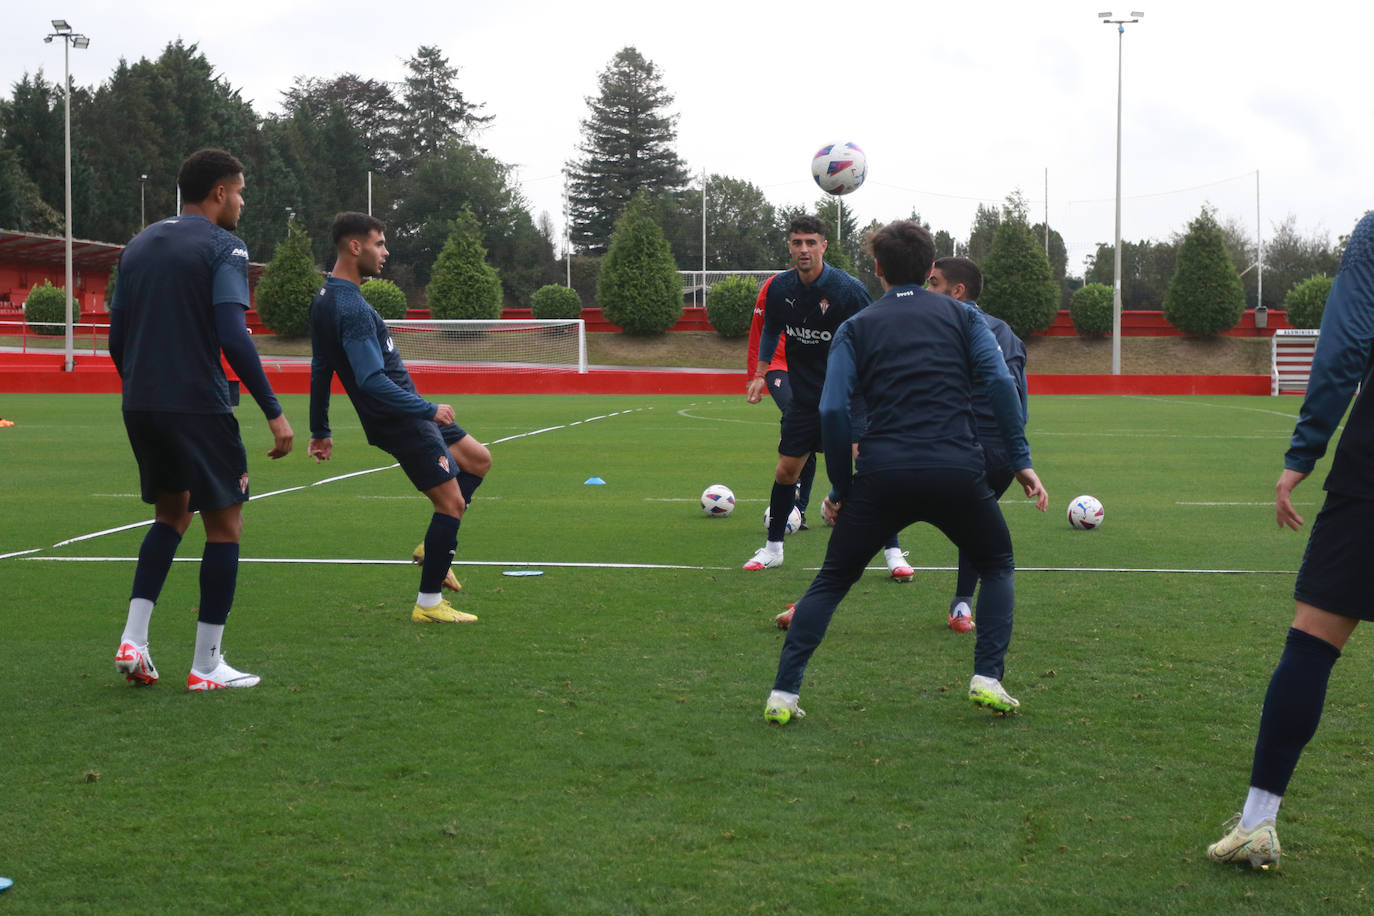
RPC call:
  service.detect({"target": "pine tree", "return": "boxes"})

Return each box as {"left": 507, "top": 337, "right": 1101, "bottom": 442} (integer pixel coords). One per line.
{"left": 567, "top": 47, "right": 689, "bottom": 255}
{"left": 254, "top": 217, "right": 322, "bottom": 337}
{"left": 979, "top": 204, "right": 1059, "bottom": 339}
{"left": 597, "top": 192, "right": 682, "bottom": 334}
{"left": 1162, "top": 208, "right": 1247, "bottom": 337}
{"left": 426, "top": 208, "right": 502, "bottom": 320}
{"left": 397, "top": 46, "right": 491, "bottom": 172}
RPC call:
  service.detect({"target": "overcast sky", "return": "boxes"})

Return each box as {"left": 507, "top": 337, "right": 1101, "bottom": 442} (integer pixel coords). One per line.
{"left": 6, "top": 1, "right": 1372, "bottom": 274}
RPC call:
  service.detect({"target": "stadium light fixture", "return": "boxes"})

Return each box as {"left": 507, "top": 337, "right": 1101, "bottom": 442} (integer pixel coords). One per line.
{"left": 139, "top": 174, "right": 149, "bottom": 229}
{"left": 45, "top": 18, "right": 91, "bottom": 373}
{"left": 1101, "top": 10, "right": 1143, "bottom": 376}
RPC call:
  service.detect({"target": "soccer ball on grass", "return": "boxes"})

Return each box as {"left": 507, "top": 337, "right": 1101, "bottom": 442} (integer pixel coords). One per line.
{"left": 700, "top": 484, "right": 735, "bottom": 517}
{"left": 1067, "top": 495, "right": 1105, "bottom": 530}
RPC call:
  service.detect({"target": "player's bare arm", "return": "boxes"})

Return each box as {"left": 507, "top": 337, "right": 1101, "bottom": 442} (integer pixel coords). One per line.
{"left": 1015, "top": 467, "right": 1048, "bottom": 511}
{"left": 267, "top": 414, "right": 293, "bottom": 459}
{"left": 1275, "top": 467, "right": 1309, "bottom": 530}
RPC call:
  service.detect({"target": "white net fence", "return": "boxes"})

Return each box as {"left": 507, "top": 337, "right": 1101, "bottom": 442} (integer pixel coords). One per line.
{"left": 383, "top": 319, "right": 588, "bottom": 374}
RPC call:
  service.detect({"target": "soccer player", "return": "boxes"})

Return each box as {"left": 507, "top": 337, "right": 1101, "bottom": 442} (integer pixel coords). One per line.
{"left": 743, "top": 215, "right": 910, "bottom": 575}
{"left": 1207, "top": 211, "right": 1374, "bottom": 870}
{"left": 110, "top": 148, "right": 294, "bottom": 691}
{"left": 307, "top": 212, "right": 490, "bottom": 624}
{"left": 745, "top": 275, "right": 817, "bottom": 530}
{"left": 925, "top": 256, "right": 1028, "bottom": 633}
{"left": 762, "top": 220, "right": 1047, "bottom": 725}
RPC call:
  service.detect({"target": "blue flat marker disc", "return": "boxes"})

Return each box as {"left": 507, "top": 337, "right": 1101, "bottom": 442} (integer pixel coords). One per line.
{"left": 502, "top": 570, "right": 544, "bottom": 577}
{"left": 0, "top": 877, "right": 13, "bottom": 892}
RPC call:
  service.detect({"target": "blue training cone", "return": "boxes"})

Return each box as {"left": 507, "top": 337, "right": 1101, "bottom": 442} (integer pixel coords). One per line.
{"left": 584, "top": 477, "right": 606, "bottom": 485}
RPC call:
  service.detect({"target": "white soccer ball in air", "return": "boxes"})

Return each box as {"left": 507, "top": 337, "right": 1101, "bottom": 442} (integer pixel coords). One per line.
{"left": 701, "top": 484, "right": 736, "bottom": 517}
{"left": 811, "top": 142, "right": 867, "bottom": 196}
{"left": 764, "top": 505, "right": 804, "bottom": 535}
{"left": 1067, "top": 495, "right": 1105, "bottom": 530}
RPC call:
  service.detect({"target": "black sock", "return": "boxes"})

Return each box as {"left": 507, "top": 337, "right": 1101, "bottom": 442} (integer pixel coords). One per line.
{"left": 457, "top": 471, "right": 483, "bottom": 506}
{"left": 132, "top": 521, "right": 182, "bottom": 602}
{"left": 767, "top": 482, "right": 795, "bottom": 541}
{"left": 1250, "top": 627, "right": 1341, "bottom": 795}
{"left": 420, "top": 513, "right": 460, "bottom": 594}
{"left": 198, "top": 542, "right": 239, "bottom": 625}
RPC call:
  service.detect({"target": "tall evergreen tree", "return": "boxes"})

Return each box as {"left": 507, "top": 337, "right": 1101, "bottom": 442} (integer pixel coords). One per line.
{"left": 597, "top": 192, "right": 682, "bottom": 334}
{"left": 980, "top": 204, "right": 1059, "bottom": 339}
{"left": 426, "top": 208, "right": 502, "bottom": 319}
{"left": 566, "top": 46, "right": 689, "bottom": 254}
{"left": 282, "top": 73, "right": 402, "bottom": 172}
{"left": 397, "top": 46, "right": 491, "bottom": 172}
{"left": 1162, "top": 207, "right": 1247, "bottom": 337}
{"left": 2, "top": 72, "right": 65, "bottom": 214}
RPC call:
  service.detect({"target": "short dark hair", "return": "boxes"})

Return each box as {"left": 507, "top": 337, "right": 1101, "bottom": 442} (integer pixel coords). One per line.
{"left": 177, "top": 149, "right": 244, "bottom": 204}
{"left": 933, "top": 256, "right": 983, "bottom": 300}
{"left": 865, "top": 220, "right": 935, "bottom": 287}
{"left": 332, "top": 211, "right": 385, "bottom": 247}
{"left": 788, "top": 214, "right": 826, "bottom": 238}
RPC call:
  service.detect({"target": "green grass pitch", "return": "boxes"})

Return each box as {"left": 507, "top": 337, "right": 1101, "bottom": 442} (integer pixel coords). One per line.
{"left": 2, "top": 392, "right": 1371, "bottom": 913}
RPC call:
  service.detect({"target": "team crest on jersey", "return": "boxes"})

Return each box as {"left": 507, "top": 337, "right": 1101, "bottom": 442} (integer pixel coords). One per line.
{"left": 819, "top": 298, "right": 831, "bottom": 315}
{"left": 239, "top": 473, "right": 250, "bottom": 494}
{"left": 438, "top": 455, "right": 450, "bottom": 473}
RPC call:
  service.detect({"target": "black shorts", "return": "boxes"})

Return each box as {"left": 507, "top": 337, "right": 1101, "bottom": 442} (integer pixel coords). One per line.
{"left": 778, "top": 401, "right": 822, "bottom": 459}
{"left": 765, "top": 369, "right": 793, "bottom": 413}
{"left": 377, "top": 419, "right": 459, "bottom": 492}
{"left": 123, "top": 410, "right": 248, "bottom": 512}
{"left": 1294, "top": 491, "right": 1374, "bottom": 621}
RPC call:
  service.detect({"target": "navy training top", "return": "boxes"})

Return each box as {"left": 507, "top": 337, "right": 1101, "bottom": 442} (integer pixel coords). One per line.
{"left": 109, "top": 214, "right": 277, "bottom": 415}
{"left": 308, "top": 277, "right": 436, "bottom": 444}
{"left": 967, "top": 302, "right": 1028, "bottom": 469}
{"left": 1285, "top": 210, "right": 1374, "bottom": 499}
{"left": 757, "top": 263, "right": 871, "bottom": 408}
{"left": 819, "top": 283, "right": 1031, "bottom": 499}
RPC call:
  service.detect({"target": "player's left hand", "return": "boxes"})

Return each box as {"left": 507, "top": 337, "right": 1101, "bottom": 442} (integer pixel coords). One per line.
{"left": 1015, "top": 467, "right": 1048, "bottom": 511}
{"left": 308, "top": 437, "right": 333, "bottom": 463}
{"left": 267, "top": 414, "right": 294, "bottom": 459}
{"left": 821, "top": 495, "right": 842, "bottom": 526}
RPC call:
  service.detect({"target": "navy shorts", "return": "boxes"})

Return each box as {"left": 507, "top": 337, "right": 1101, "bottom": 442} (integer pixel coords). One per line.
{"left": 778, "top": 401, "right": 822, "bottom": 459}
{"left": 1294, "top": 491, "right": 1374, "bottom": 622}
{"left": 123, "top": 410, "right": 249, "bottom": 512}
{"left": 374, "top": 418, "right": 459, "bottom": 492}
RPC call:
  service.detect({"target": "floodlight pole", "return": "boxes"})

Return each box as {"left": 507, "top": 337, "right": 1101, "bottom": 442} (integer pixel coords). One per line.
{"left": 139, "top": 173, "right": 148, "bottom": 229}
{"left": 701, "top": 168, "right": 707, "bottom": 306}
{"left": 46, "top": 19, "right": 89, "bottom": 372}
{"left": 1101, "top": 11, "right": 1142, "bottom": 375}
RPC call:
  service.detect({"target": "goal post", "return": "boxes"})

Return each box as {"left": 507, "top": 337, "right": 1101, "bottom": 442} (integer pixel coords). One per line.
{"left": 383, "top": 319, "right": 588, "bottom": 375}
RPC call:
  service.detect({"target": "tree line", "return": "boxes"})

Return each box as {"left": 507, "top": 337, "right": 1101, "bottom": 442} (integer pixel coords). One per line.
{"left": 0, "top": 40, "right": 1348, "bottom": 313}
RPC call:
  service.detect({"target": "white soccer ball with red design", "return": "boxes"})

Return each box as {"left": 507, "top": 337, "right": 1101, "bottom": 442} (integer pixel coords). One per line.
{"left": 811, "top": 142, "right": 867, "bottom": 196}
{"left": 701, "top": 484, "right": 736, "bottom": 517}
{"left": 1067, "top": 495, "right": 1105, "bottom": 530}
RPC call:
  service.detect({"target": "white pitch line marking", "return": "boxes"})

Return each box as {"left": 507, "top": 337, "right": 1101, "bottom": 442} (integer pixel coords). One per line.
{"left": 21, "top": 556, "right": 1300, "bottom": 575}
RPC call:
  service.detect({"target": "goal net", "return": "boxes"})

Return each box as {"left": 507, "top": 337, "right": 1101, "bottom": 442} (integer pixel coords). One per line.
{"left": 383, "top": 319, "right": 588, "bottom": 375}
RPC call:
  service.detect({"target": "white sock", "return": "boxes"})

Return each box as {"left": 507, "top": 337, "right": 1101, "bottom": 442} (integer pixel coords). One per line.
{"left": 951, "top": 600, "right": 972, "bottom": 618}
{"left": 1241, "top": 786, "right": 1282, "bottom": 831}
{"left": 769, "top": 689, "right": 799, "bottom": 706}
{"left": 765, "top": 540, "right": 783, "bottom": 554}
{"left": 416, "top": 592, "right": 442, "bottom": 609}
{"left": 121, "top": 598, "right": 155, "bottom": 646}
{"left": 192, "top": 622, "right": 225, "bottom": 673}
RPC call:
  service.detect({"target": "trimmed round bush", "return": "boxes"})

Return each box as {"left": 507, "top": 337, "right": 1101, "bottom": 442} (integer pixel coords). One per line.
{"left": 530, "top": 284, "right": 583, "bottom": 320}
{"left": 1070, "top": 283, "right": 1114, "bottom": 338}
{"left": 1162, "top": 209, "right": 1246, "bottom": 337}
{"left": 1282, "top": 275, "right": 1332, "bottom": 331}
{"left": 979, "top": 219, "right": 1060, "bottom": 339}
{"left": 361, "top": 278, "right": 408, "bottom": 320}
{"left": 427, "top": 210, "right": 502, "bottom": 321}
{"left": 256, "top": 219, "right": 323, "bottom": 337}
{"left": 705, "top": 275, "right": 759, "bottom": 338}
{"left": 597, "top": 193, "right": 682, "bottom": 335}
{"left": 23, "top": 281, "right": 67, "bottom": 335}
